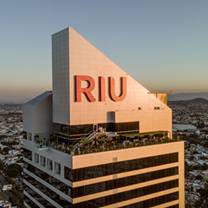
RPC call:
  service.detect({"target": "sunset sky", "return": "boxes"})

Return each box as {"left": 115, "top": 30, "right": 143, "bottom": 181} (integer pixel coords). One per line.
{"left": 1, "top": 0, "right": 208, "bottom": 103}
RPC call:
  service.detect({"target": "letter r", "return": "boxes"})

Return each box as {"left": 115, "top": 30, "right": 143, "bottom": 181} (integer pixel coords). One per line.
{"left": 74, "top": 75, "right": 96, "bottom": 102}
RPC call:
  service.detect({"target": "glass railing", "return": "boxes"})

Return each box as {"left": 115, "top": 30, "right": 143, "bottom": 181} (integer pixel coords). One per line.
{"left": 34, "top": 135, "right": 49, "bottom": 149}
{"left": 49, "top": 133, "right": 182, "bottom": 155}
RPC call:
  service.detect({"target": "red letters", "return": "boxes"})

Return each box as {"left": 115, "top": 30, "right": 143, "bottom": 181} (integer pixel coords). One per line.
{"left": 75, "top": 75, "right": 96, "bottom": 102}
{"left": 98, "top": 76, "right": 105, "bottom": 102}
{"left": 109, "top": 77, "right": 127, "bottom": 102}
{"left": 74, "top": 75, "right": 127, "bottom": 102}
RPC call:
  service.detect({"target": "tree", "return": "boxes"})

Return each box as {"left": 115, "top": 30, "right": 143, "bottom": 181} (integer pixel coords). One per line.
{"left": 6, "top": 164, "right": 22, "bottom": 178}
{"left": 0, "top": 160, "right": 4, "bottom": 171}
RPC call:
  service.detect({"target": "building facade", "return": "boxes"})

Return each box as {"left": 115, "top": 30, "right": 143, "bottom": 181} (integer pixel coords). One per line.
{"left": 22, "top": 27, "right": 184, "bottom": 208}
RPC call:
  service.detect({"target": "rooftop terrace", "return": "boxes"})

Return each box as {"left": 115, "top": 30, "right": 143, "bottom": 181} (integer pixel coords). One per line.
{"left": 49, "top": 131, "right": 181, "bottom": 155}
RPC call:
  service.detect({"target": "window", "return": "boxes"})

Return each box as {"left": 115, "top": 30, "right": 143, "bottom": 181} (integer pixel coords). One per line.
{"left": 55, "top": 162, "right": 61, "bottom": 175}
{"left": 34, "top": 153, "right": 39, "bottom": 164}
{"left": 75, "top": 180, "right": 179, "bottom": 207}
{"left": 47, "top": 159, "right": 53, "bottom": 171}
{"left": 27, "top": 132, "right": 32, "bottom": 141}
{"left": 64, "top": 166, "right": 72, "bottom": 180}
{"left": 73, "top": 167, "right": 178, "bottom": 197}
{"left": 72, "top": 153, "right": 178, "bottom": 181}
{"left": 24, "top": 162, "right": 71, "bottom": 195}
{"left": 22, "top": 148, "right": 32, "bottom": 160}
{"left": 24, "top": 184, "right": 53, "bottom": 208}
{"left": 40, "top": 156, "right": 46, "bottom": 167}
{"left": 23, "top": 131, "right": 27, "bottom": 140}
{"left": 122, "top": 192, "right": 179, "bottom": 208}
{"left": 24, "top": 173, "right": 70, "bottom": 207}
{"left": 115, "top": 121, "right": 139, "bottom": 132}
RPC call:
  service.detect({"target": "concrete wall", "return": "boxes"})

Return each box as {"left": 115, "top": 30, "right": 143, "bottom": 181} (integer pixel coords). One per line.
{"left": 23, "top": 91, "right": 52, "bottom": 136}
{"left": 59, "top": 28, "right": 172, "bottom": 135}
{"left": 52, "top": 28, "right": 70, "bottom": 124}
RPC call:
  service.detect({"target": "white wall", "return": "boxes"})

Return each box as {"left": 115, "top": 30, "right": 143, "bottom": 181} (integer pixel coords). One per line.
{"left": 52, "top": 28, "right": 70, "bottom": 124}
{"left": 51, "top": 28, "right": 172, "bottom": 136}
{"left": 23, "top": 91, "right": 52, "bottom": 136}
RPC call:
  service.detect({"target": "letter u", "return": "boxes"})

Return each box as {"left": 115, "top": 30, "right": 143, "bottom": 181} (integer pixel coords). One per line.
{"left": 109, "top": 77, "right": 127, "bottom": 102}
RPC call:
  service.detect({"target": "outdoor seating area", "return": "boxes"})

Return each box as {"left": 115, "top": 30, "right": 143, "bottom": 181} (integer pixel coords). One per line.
{"left": 50, "top": 131, "right": 180, "bottom": 155}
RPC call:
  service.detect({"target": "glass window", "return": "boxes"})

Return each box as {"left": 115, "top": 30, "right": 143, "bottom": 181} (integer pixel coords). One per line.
{"left": 55, "top": 162, "right": 61, "bottom": 175}
{"left": 25, "top": 162, "right": 71, "bottom": 196}
{"left": 23, "top": 131, "right": 27, "bottom": 140}
{"left": 24, "top": 173, "right": 70, "bottom": 207}
{"left": 75, "top": 181, "right": 179, "bottom": 207}
{"left": 115, "top": 121, "right": 139, "bottom": 132}
{"left": 64, "top": 166, "right": 72, "bottom": 180}
{"left": 27, "top": 132, "right": 32, "bottom": 141}
{"left": 47, "top": 159, "right": 53, "bottom": 171}
{"left": 72, "top": 153, "right": 178, "bottom": 181}
{"left": 34, "top": 153, "right": 39, "bottom": 164}
{"left": 24, "top": 185, "right": 53, "bottom": 208}
{"left": 22, "top": 148, "right": 32, "bottom": 160}
{"left": 40, "top": 156, "right": 46, "bottom": 167}
{"left": 122, "top": 192, "right": 179, "bottom": 208}
{"left": 73, "top": 167, "right": 178, "bottom": 197}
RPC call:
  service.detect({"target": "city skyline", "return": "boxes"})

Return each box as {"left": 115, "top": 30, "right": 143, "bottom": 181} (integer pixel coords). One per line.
{"left": 1, "top": 0, "right": 208, "bottom": 103}
{"left": 0, "top": 2, "right": 207, "bottom": 206}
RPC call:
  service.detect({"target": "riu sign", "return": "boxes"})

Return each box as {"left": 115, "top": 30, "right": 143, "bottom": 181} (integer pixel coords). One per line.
{"left": 74, "top": 75, "right": 127, "bottom": 102}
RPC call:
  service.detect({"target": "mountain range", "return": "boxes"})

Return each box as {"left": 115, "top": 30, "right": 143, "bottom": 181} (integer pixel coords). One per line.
{"left": 169, "top": 92, "right": 208, "bottom": 101}
{"left": 169, "top": 98, "right": 208, "bottom": 106}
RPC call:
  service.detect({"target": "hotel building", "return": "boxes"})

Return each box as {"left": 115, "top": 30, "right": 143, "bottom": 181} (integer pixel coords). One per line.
{"left": 22, "top": 27, "right": 184, "bottom": 208}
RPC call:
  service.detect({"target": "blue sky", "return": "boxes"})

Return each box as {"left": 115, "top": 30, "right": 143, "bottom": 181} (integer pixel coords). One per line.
{"left": 0, "top": 0, "right": 208, "bottom": 103}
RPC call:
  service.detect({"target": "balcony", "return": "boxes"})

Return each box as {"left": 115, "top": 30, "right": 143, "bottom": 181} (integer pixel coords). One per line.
{"left": 34, "top": 135, "right": 49, "bottom": 150}
{"left": 50, "top": 131, "right": 181, "bottom": 155}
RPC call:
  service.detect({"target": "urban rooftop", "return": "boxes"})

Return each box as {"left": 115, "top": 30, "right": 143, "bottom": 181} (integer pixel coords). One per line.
{"left": 47, "top": 130, "right": 181, "bottom": 155}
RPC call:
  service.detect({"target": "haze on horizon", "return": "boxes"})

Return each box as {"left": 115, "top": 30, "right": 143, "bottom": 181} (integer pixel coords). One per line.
{"left": 0, "top": 0, "right": 208, "bottom": 103}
